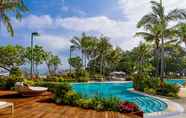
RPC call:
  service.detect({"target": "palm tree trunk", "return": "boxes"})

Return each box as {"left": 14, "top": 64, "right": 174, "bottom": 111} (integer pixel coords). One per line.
{"left": 81, "top": 50, "right": 84, "bottom": 68}
{"left": 155, "top": 48, "right": 160, "bottom": 77}
{"left": 69, "top": 47, "right": 72, "bottom": 74}
{"left": 36, "top": 64, "right": 39, "bottom": 76}
{"left": 100, "top": 55, "right": 103, "bottom": 75}
{"left": 84, "top": 52, "right": 87, "bottom": 68}
{"left": 160, "top": 36, "right": 164, "bottom": 81}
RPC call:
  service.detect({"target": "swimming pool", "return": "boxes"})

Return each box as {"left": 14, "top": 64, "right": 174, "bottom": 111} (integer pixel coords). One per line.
{"left": 165, "top": 79, "right": 186, "bottom": 85}
{"left": 72, "top": 82, "right": 167, "bottom": 113}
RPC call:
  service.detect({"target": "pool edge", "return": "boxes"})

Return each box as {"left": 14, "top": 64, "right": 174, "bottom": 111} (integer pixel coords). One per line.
{"left": 130, "top": 90, "right": 184, "bottom": 118}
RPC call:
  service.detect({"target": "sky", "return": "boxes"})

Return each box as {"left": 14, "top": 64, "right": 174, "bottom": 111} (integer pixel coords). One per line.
{"left": 1, "top": 0, "right": 186, "bottom": 71}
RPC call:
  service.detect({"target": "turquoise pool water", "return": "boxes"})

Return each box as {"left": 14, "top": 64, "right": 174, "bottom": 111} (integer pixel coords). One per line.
{"left": 72, "top": 82, "right": 167, "bottom": 113}
{"left": 165, "top": 79, "right": 186, "bottom": 85}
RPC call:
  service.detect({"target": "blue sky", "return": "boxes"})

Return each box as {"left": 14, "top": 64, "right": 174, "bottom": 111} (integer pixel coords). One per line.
{"left": 1, "top": 0, "right": 186, "bottom": 72}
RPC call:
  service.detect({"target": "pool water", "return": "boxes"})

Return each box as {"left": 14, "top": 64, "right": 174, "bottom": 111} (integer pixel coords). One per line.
{"left": 165, "top": 79, "right": 186, "bottom": 85}
{"left": 72, "top": 82, "right": 167, "bottom": 113}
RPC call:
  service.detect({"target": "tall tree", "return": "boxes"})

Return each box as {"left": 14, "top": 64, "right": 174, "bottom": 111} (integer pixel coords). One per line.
{"left": 45, "top": 52, "right": 61, "bottom": 75}
{"left": 25, "top": 45, "right": 47, "bottom": 75}
{"left": 68, "top": 56, "right": 83, "bottom": 70}
{"left": 137, "top": 0, "right": 186, "bottom": 80}
{"left": 135, "top": 24, "right": 161, "bottom": 76}
{"left": 70, "top": 33, "right": 96, "bottom": 68}
{"left": 0, "top": 45, "right": 25, "bottom": 71}
{"left": 0, "top": 0, "right": 28, "bottom": 36}
{"left": 174, "top": 23, "right": 186, "bottom": 46}
{"left": 132, "top": 43, "right": 152, "bottom": 75}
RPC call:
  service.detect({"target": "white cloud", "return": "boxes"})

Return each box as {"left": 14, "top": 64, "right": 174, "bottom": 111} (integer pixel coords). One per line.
{"left": 14, "top": 15, "right": 139, "bottom": 50}
{"left": 13, "top": 0, "right": 186, "bottom": 51}
{"left": 14, "top": 15, "right": 55, "bottom": 30}
{"left": 118, "top": 0, "right": 186, "bottom": 22}
{"left": 35, "top": 34, "right": 70, "bottom": 52}
{"left": 59, "top": 16, "right": 130, "bottom": 38}
{"left": 58, "top": 16, "right": 140, "bottom": 50}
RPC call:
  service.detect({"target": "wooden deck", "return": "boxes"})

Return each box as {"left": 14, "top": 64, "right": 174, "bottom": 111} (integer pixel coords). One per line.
{"left": 0, "top": 90, "right": 142, "bottom": 118}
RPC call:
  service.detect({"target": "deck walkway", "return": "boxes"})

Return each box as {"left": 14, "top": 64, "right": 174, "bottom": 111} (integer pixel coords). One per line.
{"left": 0, "top": 90, "right": 142, "bottom": 118}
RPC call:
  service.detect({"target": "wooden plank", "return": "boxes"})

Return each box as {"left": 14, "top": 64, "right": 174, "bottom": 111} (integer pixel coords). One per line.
{"left": 0, "top": 90, "right": 142, "bottom": 118}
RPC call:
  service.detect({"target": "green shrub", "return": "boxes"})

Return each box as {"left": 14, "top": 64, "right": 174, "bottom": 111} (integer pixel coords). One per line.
{"left": 126, "top": 75, "right": 134, "bottom": 81}
{"left": 147, "top": 78, "right": 161, "bottom": 89}
{"left": 78, "top": 99, "right": 92, "bottom": 109}
{"left": 101, "top": 97, "right": 121, "bottom": 111}
{"left": 93, "top": 74, "right": 104, "bottom": 81}
{"left": 133, "top": 74, "right": 179, "bottom": 97}
{"left": 62, "top": 91, "right": 81, "bottom": 105}
{"left": 23, "top": 79, "right": 36, "bottom": 86}
{"left": 144, "top": 88, "right": 156, "bottom": 95}
{"left": 10, "top": 67, "right": 22, "bottom": 77}
{"left": 0, "top": 77, "right": 7, "bottom": 88}
{"left": 6, "top": 76, "right": 24, "bottom": 89}
{"left": 62, "top": 73, "right": 76, "bottom": 80}
{"left": 157, "top": 83, "right": 180, "bottom": 97}
{"left": 90, "top": 97, "right": 105, "bottom": 111}
{"left": 76, "top": 69, "right": 90, "bottom": 82}
{"left": 133, "top": 74, "right": 149, "bottom": 91}
{"left": 43, "top": 76, "right": 64, "bottom": 82}
{"left": 52, "top": 83, "right": 72, "bottom": 103}
{"left": 87, "top": 96, "right": 121, "bottom": 111}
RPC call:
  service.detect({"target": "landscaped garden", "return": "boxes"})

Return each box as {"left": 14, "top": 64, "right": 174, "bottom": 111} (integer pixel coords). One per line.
{"left": 1, "top": 0, "right": 186, "bottom": 118}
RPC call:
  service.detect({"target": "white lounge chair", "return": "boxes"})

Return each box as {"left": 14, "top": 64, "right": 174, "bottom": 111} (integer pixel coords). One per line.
{"left": 15, "top": 82, "right": 48, "bottom": 96}
{"left": 0, "top": 101, "right": 14, "bottom": 114}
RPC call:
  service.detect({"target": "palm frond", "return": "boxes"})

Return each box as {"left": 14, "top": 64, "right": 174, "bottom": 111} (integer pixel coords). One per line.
{"left": 166, "top": 9, "right": 186, "bottom": 21}
{"left": 137, "top": 13, "right": 159, "bottom": 28}
{"left": 2, "top": 14, "right": 14, "bottom": 37}
{"left": 135, "top": 32, "right": 155, "bottom": 42}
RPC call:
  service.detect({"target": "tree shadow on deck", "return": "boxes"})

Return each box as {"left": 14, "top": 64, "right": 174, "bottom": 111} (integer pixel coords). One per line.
{"left": 0, "top": 91, "right": 32, "bottom": 99}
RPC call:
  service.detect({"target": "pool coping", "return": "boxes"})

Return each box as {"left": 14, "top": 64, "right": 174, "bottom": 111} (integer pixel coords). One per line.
{"left": 71, "top": 81, "right": 133, "bottom": 84}
{"left": 130, "top": 90, "right": 184, "bottom": 118}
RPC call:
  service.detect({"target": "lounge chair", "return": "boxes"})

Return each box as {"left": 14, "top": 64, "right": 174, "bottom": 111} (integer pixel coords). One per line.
{"left": 15, "top": 82, "right": 48, "bottom": 96}
{"left": 0, "top": 101, "right": 14, "bottom": 114}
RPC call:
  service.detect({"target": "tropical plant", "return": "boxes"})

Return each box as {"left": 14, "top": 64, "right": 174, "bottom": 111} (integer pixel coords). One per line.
{"left": 0, "top": 0, "right": 28, "bottom": 36}
{"left": 164, "top": 44, "right": 186, "bottom": 75}
{"left": 68, "top": 56, "right": 83, "bottom": 70}
{"left": 0, "top": 45, "right": 26, "bottom": 71}
{"left": 135, "top": 24, "right": 161, "bottom": 76}
{"left": 45, "top": 52, "right": 61, "bottom": 75}
{"left": 25, "top": 45, "right": 47, "bottom": 75}
{"left": 132, "top": 43, "right": 153, "bottom": 75}
{"left": 137, "top": 0, "right": 186, "bottom": 80}
{"left": 174, "top": 23, "right": 186, "bottom": 46}
{"left": 118, "top": 102, "right": 139, "bottom": 113}
{"left": 9, "top": 67, "right": 22, "bottom": 77}
{"left": 70, "top": 33, "right": 95, "bottom": 68}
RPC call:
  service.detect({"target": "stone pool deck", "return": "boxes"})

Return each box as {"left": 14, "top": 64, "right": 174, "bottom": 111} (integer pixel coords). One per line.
{"left": 130, "top": 90, "right": 185, "bottom": 118}
{"left": 168, "top": 98, "right": 186, "bottom": 118}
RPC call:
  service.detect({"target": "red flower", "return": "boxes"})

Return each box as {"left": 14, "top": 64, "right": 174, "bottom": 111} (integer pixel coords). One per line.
{"left": 118, "top": 102, "right": 139, "bottom": 113}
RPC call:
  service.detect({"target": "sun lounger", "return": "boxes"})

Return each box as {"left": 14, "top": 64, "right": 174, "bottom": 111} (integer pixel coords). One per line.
{"left": 15, "top": 82, "right": 48, "bottom": 96}
{"left": 0, "top": 101, "right": 14, "bottom": 114}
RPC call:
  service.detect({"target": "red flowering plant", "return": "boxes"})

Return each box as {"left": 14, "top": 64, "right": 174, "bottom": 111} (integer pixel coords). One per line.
{"left": 118, "top": 102, "right": 140, "bottom": 113}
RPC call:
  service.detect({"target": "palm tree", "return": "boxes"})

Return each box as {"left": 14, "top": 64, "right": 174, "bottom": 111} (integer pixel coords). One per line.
{"left": 45, "top": 52, "right": 61, "bottom": 75}
{"left": 135, "top": 24, "right": 161, "bottom": 76}
{"left": 97, "top": 36, "right": 112, "bottom": 75}
{"left": 0, "top": 0, "right": 28, "bottom": 37}
{"left": 70, "top": 33, "right": 95, "bottom": 68}
{"left": 174, "top": 23, "right": 186, "bottom": 46}
{"left": 70, "top": 35, "right": 84, "bottom": 66}
{"left": 137, "top": 0, "right": 186, "bottom": 80}
{"left": 132, "top": 42, "right": 151, "bottom": 75}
